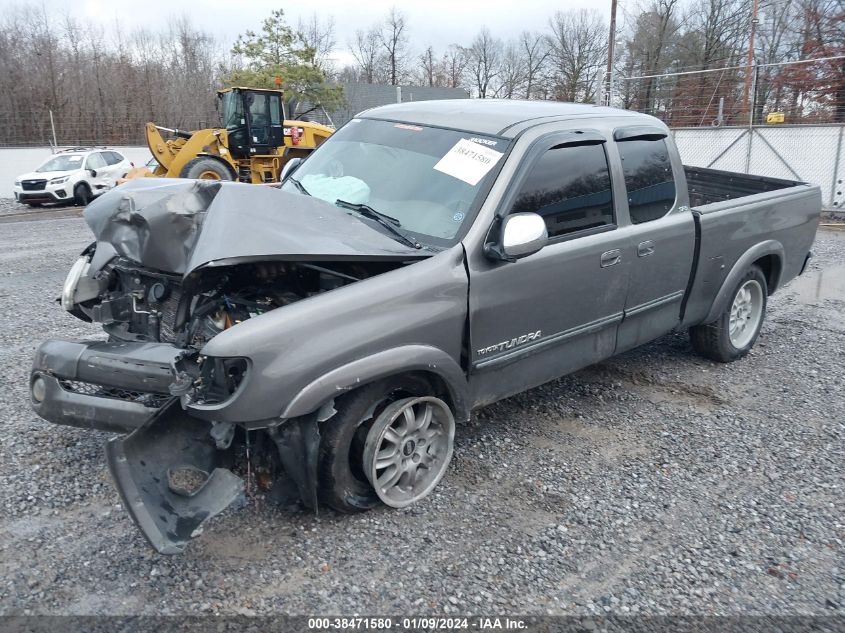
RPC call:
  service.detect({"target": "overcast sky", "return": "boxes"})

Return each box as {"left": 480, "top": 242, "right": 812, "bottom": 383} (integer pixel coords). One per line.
{"left": 15, "top": 0, "right": 612, "bottom": 67}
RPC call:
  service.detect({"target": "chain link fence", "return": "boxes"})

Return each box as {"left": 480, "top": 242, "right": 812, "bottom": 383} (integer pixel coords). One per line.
{"left": 608, "top": 57, "right": 845, "bottom": 128}
{"left": 0, "top": 83, "right": 469, "bottom": 148}
{"left": 0, "top": 112, "right": 214, "bottom": 148}
{"left": 608, "top": 58, "right": 845, "bottom": 209}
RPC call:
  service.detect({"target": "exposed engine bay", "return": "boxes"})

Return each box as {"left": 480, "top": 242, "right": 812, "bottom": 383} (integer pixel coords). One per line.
{"left": 72, "top": 256, "right": 403, "bottom": 408}
{"left": 78, "top": 257, "right": 400, "bottom": 349}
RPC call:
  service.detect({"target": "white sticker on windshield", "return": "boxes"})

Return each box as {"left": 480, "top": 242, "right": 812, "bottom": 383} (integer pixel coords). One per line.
{"left": 433, "top": 139, "right": 503, "bottom": 186}
{"left": 68, "top": 156, "right": 82, "bottom": 162}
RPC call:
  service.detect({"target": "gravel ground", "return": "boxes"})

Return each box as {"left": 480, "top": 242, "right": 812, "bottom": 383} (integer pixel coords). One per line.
{"left": 0, "top": 211, "right": 842, "bottom": 617}
{"left": 0, "top": 198, "right": 82, "bottom": 218}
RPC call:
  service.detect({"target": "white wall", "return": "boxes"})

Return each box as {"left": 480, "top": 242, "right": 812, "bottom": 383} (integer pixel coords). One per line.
{"left": 0, "top": 146, "right": 152, "bottom": 199}
{"left": 672, "top": 125, "right": 844, "bottom": 209}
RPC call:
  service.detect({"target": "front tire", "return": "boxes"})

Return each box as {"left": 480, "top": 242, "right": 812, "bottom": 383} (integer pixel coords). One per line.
{"left": 690, "top": 265, "right": 767, "bottom": 363}
{"left": 317, "top": 376, "right": 432, "bottom": 513}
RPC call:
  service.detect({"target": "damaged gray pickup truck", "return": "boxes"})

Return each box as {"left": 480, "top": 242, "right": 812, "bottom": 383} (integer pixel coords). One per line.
{"left": 30, "top": 101, "right": 821, "bottom": 554}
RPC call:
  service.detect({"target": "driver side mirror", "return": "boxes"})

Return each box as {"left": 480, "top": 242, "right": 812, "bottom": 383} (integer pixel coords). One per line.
{"left": 89, "top": 169, "right": 97, "bottom": 177}
{"left": 280, "top": 157, "right": 303, "bottom": 181}
{"left": 484, "top": 212, "right": 548, "bottom": 262}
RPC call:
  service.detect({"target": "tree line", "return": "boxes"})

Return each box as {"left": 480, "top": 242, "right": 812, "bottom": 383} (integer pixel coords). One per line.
{"left": 0, "top": 1, "right": 841, "bottom": 146}
{"left": 342, "top": 0, "right": 844, "bottom": 125}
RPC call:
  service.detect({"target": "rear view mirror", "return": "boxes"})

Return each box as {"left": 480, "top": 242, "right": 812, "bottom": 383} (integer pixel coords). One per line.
{"left": 496, "top": 212, "right": 548, "bottom": 261}
{"left": 280, "top": 157, "right": 303, "bottom": 181}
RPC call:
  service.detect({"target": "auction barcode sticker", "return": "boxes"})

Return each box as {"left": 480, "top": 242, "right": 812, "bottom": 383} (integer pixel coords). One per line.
{"left": 433, "top": 138, "right": 504, "bottom": 186}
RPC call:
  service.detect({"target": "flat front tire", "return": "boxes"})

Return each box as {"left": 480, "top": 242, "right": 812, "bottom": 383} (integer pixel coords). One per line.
{"left": 690, "top": 265, "right": 768, "bottom": 363}
{"left": 317, "top": 376, "right": 436, "bottom": 513}
{"left": 362, "top": 396, "right": 455, "bottom": 508}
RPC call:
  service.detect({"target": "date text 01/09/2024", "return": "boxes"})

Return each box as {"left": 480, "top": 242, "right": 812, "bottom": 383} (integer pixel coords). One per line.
{"left": 307, "top": 616, "right": 528, "bottom": 630}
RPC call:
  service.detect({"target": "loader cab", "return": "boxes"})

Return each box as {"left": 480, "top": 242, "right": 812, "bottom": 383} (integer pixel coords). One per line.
{"left": 218, "top": 88, "right": 286, "bottom": 158}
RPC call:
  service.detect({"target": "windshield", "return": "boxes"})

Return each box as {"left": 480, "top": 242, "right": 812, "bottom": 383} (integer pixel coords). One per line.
{"left": 36, "top": 154, "right": 85, "bottom": 172}
{"left": 281, "top": 118, "right": 508, "bottom": 245}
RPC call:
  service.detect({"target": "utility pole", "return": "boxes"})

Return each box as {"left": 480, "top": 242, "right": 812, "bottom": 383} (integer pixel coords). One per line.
{"left": 49, "top": 110, "right": 58, "bottom": 152}
{"left": 606, "top": 0, "right": 618, "bottom": 106}
{"left": 742, "top": 0, "right": 759, "bottom": 118}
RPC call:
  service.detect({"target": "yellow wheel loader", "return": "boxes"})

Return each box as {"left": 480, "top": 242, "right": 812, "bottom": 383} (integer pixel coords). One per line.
{"left": 140, "top": 87, "right": 333, "bottom": 184}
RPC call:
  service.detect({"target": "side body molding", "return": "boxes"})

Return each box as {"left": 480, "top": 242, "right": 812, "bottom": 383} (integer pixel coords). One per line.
{"left": 280, "top": 345, "right": 471, "bottom": 422}
{"left": 702, "top": 239, "right": 784, "bottom": 324}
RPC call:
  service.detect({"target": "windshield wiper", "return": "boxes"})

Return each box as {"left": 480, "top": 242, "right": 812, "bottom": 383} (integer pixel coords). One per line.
{"left": 287, "top": 176, "right": 311, "bottom": 196}
{"left": 335, "top": 199, "right": 421, "bottom": 250}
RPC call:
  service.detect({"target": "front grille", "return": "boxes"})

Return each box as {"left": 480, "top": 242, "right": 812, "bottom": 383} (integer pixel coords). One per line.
{"left": 58, "top": 379, "right": 172, "bottom": 408}
{"left": 22, "top": 179, "right": 47, "bottom": 191}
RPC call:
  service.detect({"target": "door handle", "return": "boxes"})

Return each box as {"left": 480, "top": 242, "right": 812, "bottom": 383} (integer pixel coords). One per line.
{"left": 600, "top": 249, "right": 621, "bottom": 268}
{"left": 637, "top": 240, "right": 655, "bottom": 257}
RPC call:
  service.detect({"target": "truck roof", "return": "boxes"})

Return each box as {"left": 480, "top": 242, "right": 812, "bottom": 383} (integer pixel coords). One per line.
{"left": 359, "top": 99, "right": 656, "bottom": 138}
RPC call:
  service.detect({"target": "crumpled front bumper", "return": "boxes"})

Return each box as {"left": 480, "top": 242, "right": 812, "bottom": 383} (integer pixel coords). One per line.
{"left": 30, "top": 338, "right": 319, "bottom": 555}
{"left": 30, "top": 339, "right": 250, "bottom": 553}
{"left": 30, "top": 339, "right": 182, "bottom": 433}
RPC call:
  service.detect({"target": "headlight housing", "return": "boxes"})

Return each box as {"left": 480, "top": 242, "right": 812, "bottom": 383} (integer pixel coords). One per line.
{"left": 13, "top": 180, "right": 20, "bottom": 187}
{"left": 61, "top": 255, "right": 91, "bottom": 311}
{"left": 172, "top": 354, "right": 249, "bottom": 406}
{"left": 49, "top": 176, "right": 70, "bottom": 185}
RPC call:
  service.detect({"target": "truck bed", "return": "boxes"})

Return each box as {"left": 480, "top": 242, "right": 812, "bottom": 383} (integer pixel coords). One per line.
{"left": 684, "top": 166, "right": 802, "bottom": 208}
{"left": 681, "top": 166, "right": 821, "bottom": 328}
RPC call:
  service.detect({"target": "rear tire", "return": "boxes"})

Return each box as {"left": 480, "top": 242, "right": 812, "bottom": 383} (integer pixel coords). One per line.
{"left": 179, "top": 157, "right": 234, "bottom": 181}
{"left": 690, "top": 265, "right": 767, "bottom": 363}
{"left": 318, "top": 376, "right": 432, "bottom": 513}
{"left": 73, "top": 183, "right": 91, "bottom": 206}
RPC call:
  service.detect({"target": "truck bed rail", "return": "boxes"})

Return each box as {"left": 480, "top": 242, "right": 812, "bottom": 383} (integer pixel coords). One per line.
{"left": 684, "top": 166, "right": 802, "bottom": 208}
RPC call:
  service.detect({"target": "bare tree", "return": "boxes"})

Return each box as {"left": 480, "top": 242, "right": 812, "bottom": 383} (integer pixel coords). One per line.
{"left": 520, "top": 31, "right": 550, "bottom": 99}
{"left": 797, "top": 0, "right": 845, "bottom": 120}
{"left": 752, "top": 0, "right": 802, "bottom": 121}
{"left": 297, "top": 13, "right": 336, "bottom": 75}
{"left": 650, "top": 0, "right": 749, "bottom": 125}
{"left": 419, "top": 45, "right": 437, "bottom": 86}
{"left": 547, "top": 9, "right": 607, "bottom": 102}
{"left": 495, "top": 40, "right": 526, "bottom": 98}
{"left": 349, "top": 28, "right": 380, "bottom": 83}
{"left": 621, "top": 0, "right": 685, "bottom": 112}
{"left": 465, "top": 27, "right": 503, "bottom": 98}
{"left": 377, "top": 7, "right": 410, "bottom": 85}
{"left": 441, "top": 45, "right": 468, "bottom": 88}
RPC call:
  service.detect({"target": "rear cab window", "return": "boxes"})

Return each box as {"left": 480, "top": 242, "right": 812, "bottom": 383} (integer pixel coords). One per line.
{"left": 509, "top": 142, "right": 614, "bottom": 238}
{"left": 616, "top": 137, "right": 677, "bottom": 224}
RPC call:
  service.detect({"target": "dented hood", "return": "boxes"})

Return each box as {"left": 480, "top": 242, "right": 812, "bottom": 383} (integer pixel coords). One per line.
{"left": 83, "top": 178, "right": 424, "bottom": 276}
